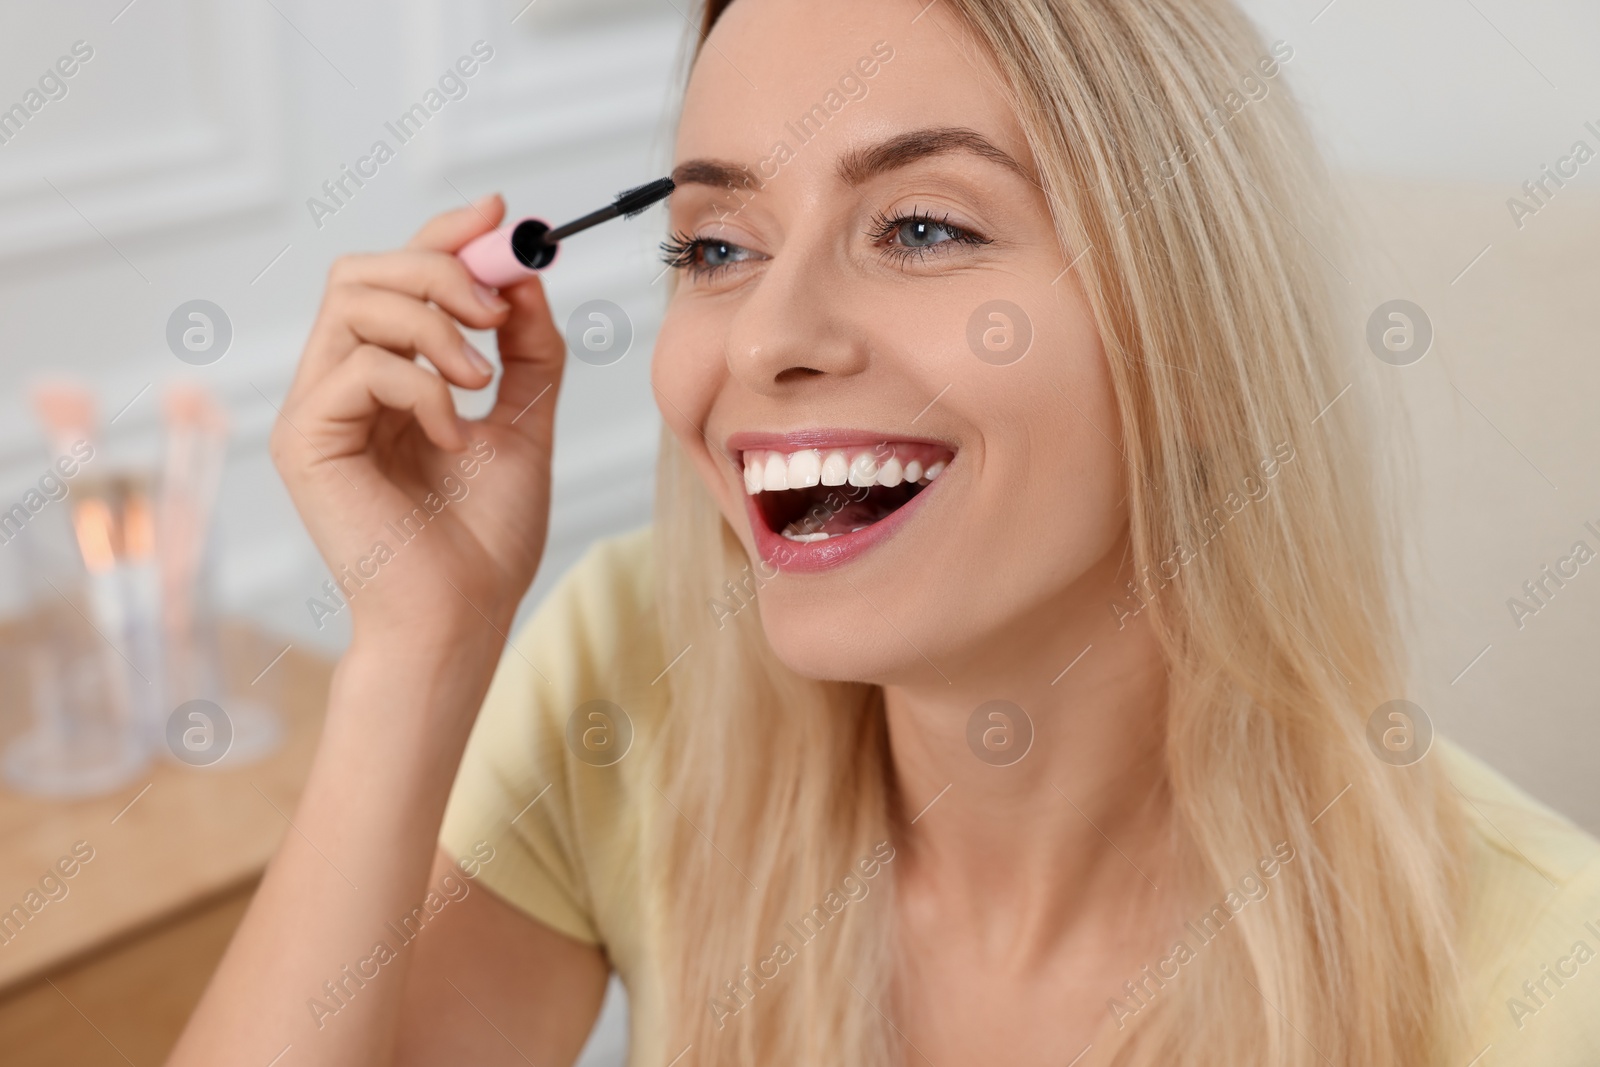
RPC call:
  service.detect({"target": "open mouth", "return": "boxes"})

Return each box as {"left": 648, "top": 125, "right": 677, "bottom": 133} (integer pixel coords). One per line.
{"left": 741, "top": 443, "right": 953, "bottom": 542}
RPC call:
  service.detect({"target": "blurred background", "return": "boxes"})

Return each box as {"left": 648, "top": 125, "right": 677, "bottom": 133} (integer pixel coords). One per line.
{"left": 0, "top": 0, "right": 1595, "bottom": 1063}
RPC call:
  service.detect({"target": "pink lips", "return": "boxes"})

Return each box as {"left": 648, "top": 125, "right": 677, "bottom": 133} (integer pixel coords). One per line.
{"left": 726, "top": 429, "right": 955, "bottom": 574}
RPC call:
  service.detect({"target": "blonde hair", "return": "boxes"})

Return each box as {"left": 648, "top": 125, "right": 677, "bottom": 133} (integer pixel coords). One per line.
{"left": 648, "top": 1, "right": 1470, "bottom": 1064}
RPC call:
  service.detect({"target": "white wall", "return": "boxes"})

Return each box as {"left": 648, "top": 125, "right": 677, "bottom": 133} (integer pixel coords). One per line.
{"left": 1241, "top": 0, "right": 1600, "bottom": 185}
{"left": 1235, "top": 0, "right": 1600, "bottom": 832}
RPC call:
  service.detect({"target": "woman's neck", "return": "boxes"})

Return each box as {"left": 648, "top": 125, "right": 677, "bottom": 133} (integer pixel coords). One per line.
{"left": 880, "top": 558, "right": 1177, "bottom": 965}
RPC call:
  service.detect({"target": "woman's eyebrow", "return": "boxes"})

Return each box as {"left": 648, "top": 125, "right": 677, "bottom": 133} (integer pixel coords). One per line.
{"left": 835, "top": 126, "right": 1033, "bottom": 185}
{"left": 671, "top": 158, "right": 759, "bottom": 191}
{"left": 669, "top": 127, "right": 1033, "bottom": 194}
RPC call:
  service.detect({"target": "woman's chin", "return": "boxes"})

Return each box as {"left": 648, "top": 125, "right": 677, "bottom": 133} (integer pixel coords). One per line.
{"left": 754, "top": 606, "right": 943, "bottom": 687}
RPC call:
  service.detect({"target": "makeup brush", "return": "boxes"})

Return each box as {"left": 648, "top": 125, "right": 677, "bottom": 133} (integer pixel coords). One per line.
{"left": 32, "top": 382, "right": 96, "bottom": 464}
{"left": 458, "top": 177, "right": 675, "bottom": 288}
{"left": 158, "top": 385, "right": 228, "bottom": 646}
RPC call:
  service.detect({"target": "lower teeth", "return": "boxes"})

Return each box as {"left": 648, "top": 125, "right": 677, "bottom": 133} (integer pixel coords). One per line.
{"left": 775, "top": 480, "right": 927, "bottom": 543}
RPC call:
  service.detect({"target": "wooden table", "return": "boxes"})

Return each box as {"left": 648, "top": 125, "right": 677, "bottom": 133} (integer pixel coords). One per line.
{"left": 0, "top": 623, "right": 333, "bottom": 1064}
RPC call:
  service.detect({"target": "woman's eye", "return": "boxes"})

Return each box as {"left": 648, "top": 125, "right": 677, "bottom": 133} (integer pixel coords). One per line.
{"left": 660, "top": 233, "right": 756, "bottom": 276}
{"left": 893, "top": 218, "right": 959, "bottom": 249}
{"left": 699, "top": 240, "right": 747, "bottom": 268}
{"left": 869, "top": 210, "right": 988, "bottom": 261}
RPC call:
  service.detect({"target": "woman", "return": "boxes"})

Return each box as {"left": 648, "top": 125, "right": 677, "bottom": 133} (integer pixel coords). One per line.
{"left": 171, "top": 0, "right": 1600, "bottom": 1064}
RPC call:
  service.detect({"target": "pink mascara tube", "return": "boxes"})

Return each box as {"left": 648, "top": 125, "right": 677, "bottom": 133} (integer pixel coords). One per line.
{"left": 458, "top": 177, "right": 675, "bottom": 288}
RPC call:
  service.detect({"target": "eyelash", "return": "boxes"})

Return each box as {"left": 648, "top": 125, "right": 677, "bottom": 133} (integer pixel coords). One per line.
{"left": 658, "top": 232, "right": 721, "bottom": 274}
{"left": 658, "top": 208, "right": 989, "bottom": 278}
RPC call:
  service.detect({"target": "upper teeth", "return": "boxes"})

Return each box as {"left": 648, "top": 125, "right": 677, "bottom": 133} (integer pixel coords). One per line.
{"left": 743, "top": 448, "right": 946, "bottom": 494}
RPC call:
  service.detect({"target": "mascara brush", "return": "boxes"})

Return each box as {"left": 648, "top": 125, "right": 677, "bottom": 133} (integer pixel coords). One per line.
{"left": 459, "top": 177, "right": 675, "bottom": 288}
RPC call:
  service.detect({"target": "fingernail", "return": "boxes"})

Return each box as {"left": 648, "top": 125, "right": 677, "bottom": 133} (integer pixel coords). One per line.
{"left": 473, "top": 283, "right": 510, "bottom": 313}
{"left": 463, "top": 341, "right": 494, "bottom": 376}
{"left": 471, "top": 192, "right": 499, "bottom": 211}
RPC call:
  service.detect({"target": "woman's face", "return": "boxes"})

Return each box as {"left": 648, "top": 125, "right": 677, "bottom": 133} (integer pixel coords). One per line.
{"left": 653, "top": 0, "right": 1129, "bottom": 686}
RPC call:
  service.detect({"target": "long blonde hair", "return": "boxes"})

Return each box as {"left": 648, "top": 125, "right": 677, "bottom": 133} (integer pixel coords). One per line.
{"left": 649, "top": 1, "right": 1469, "bottom": 1064}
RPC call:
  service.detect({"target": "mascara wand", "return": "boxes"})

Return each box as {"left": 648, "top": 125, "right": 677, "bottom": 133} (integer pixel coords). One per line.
{"left": 458, "top": 177, "right": 675, "bottom": 288}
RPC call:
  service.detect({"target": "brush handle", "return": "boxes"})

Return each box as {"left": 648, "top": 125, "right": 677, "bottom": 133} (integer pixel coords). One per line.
{"left": 457, "top": 217, "right": 559, "bottom": 288}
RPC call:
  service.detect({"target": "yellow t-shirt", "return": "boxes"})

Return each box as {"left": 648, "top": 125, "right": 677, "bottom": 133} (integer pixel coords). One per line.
{"left": 439, "top": 528, "right": 1600, "bottom": 1064}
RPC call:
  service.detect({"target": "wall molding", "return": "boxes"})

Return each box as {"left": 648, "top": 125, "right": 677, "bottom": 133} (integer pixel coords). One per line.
{"left": 0, "top": 0, "right": 283, "bottom": 261}
{"left": 405, "top": 5, "right": 685, "bottom": 176}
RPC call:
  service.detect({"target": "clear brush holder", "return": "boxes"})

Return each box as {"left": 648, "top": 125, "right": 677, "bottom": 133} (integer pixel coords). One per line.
{"left": 1, "top": 464, "right": 286, "bottom": 794}
{"left": 160, "top": 557, "right": 283, "bottom": 770}
{"left": 2, "top": 475, "right": 153, "bottom": 797}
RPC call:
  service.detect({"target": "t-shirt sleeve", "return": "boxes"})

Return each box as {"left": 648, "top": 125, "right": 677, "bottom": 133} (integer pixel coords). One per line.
{"left": 439, "top": 528, "right": 658, "bottom": 949}
{"left": 1447, "top": 740, "right": 1600, "bottom": 1062}
{"left": 1463, "top": 855, "right": 1600, "bottom": 1063}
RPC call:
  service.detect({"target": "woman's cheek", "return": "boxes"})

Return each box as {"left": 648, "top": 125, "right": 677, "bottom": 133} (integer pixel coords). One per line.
{"left": 653, "top": 305, "right": 743, "bottom": 518}
{"left": 652, "top": 308, "right": 723, "bottom": 440}
{"left": 649, "top": 308, "right": 693, "bottom": 405}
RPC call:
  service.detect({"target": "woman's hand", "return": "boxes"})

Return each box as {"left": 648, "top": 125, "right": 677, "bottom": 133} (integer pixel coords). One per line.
{"left": 171, "top": 198, "right": 596, "bottom": 1067}
{"left": 271, "top": 194, "right": 564, "bottom": 652}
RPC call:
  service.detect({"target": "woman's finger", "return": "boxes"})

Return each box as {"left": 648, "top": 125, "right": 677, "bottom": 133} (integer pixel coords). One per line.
{"left": 324, "top": 287, "right": 495, "bottom": 390}
{"left": 289, "top": 250, "right": 508, "bottom": 403}
{"left": 330, "top": 250, "right": 511, "bottom": 328}
{"left": 293, "top": 344, "right": 467, "bottom": 461}
{"left": 407, "top": 193, "right": 505, "bottom": 254}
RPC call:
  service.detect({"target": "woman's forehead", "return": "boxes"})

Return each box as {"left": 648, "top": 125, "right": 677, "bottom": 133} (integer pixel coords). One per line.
{"left": 676, "top": 0, "right": 1030, "bottom": 178}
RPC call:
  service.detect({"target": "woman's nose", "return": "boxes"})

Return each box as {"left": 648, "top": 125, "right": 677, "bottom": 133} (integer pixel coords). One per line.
{"left": 721, "top": 245, "right": 871, "bottom": 395}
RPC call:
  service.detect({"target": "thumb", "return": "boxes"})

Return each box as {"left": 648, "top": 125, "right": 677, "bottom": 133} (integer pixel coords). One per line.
{"left": 486, "top": 274, "right": 565, "bottom": 441}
